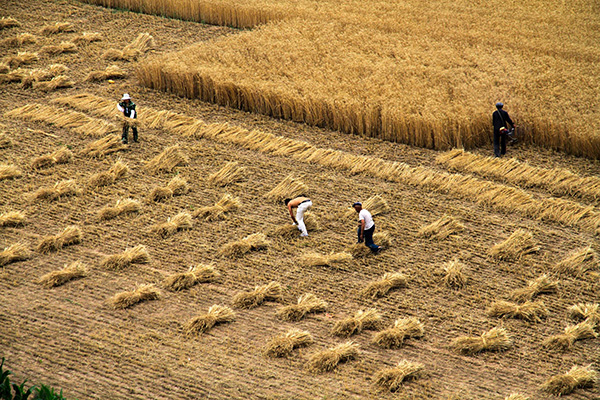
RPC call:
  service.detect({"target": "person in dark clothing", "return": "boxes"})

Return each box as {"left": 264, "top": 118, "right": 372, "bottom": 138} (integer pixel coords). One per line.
{"left": 117, "top": 93, "right": 138, "bottom": 144}
{"left": 492, "top": 102, "right": 515, "bottom": 157}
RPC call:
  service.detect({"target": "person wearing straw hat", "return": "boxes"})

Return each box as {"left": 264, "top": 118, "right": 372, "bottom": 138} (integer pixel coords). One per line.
{"left": 492, "top": 102, "right": 515, "bottom": 158}
{"left": 284, "top": 196, "right": 312, "bottom": 237}
{"left": 353, "top": 202, "right": 381, "bottom": 253}
{"left": 117, "top": 93, "right": 138, "bottom": 144}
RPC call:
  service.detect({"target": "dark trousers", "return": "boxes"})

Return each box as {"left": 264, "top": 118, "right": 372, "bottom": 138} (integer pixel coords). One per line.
{"left": 122, "top": 125, "right": 138, "bottom": 143}
{"left": 493, "top": 131, "right": 506, "bottom": 157}
{"left": 357, "top": 225, "right": 379, "bottom": 252}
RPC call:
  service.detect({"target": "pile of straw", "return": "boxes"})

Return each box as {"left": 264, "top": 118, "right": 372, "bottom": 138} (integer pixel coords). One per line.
{"left": 490, "top": 229, "right": 540, "bottom": 261}
{"left": 232, "top": 281, "right": 282, "bottom": 309}
{"left": 85, "top": 65, "right": 127, "bottom": 82}
{"left": 264, "top": 329, "right": 313, "bottom": 357}
{"left": 554, "top": 246, "right": 598, "bottom": 276}
{"left": 347, "top": 232, "right": 391, "bottom": 257}
{"left": 184, "top": 305, "right": 235, "bottom": 335}
{"left": 31, "top": 147, "right": 72, "bottom": 169}
{"left": 299, "top": 251, "right": 352, "bottom": 268}
{"left": 0, "top": 68, "right": 27, "bottom": 83}
{"left": 88, "top": 160, "right": 128, "bottom": 188}
{"left": 40, "top": 41, "right": 77, "bottom": 55}
{"left": 360, "top": 272, "right": 407, "bottom": 299}
{"left": 207, "top": 161, "right": 245, "bottom": 186}
{"left": 277, "top": 293, "right": 327, "bottom": 321}
{"left": 331, "top": 309, "right": 382, "bottom": 337}
{"left": 541, "top": 365, "right": 597, "bottom": 396}
{"left": 504, "top": 394, "right": 528, "bottom": 400}
{"left": 3, "top": 52, "right": 38, "bottom": 68}
{"left": 163, "top": 264, "right": 219, "bottom": 291}
{"left": 486, "top": 300, "right": 548, "bottom": 322}
{"left": 305, "top": 341, "right": 359, "bottom": 373}
{"left": 33, "top": 75, "right": 74, "bottom": 92}
{"left": 219, "top": 233, "right": 270, "bottom": 258}
{"left": 101, "top": 244, "right": 150, "bottom": 270}
{"left": 37, "top": 225, "right": 82, "bottom": 253}
{"left": 542, "top": 321, "right": 597, "bottom": 350}
{"left": 102, "top": 33, "right": 154, "bottom": 61}
{"left": 373, "top": 360, "right": 425, "bottom": 392}
{"left": 0, "top": 243, "right": 30, "bottom": 266}
{"left": 417, "top": 215, "right": 465, "bottom": 240}
{"left": 81, "top": 135, "right": 126, "bottom": 158}
{"left": 38, "top": 261, "right": 87, "bottom": 288}
{"left": 568, "top": 303, "right": 599, "bottom": 324}
{"left": 149, "top": 176, "right": 189, "bottom": 201}
{"left": 265, "top": 175, "right": 308, "bottom": 202}
{"left": 0, "top": 165, "right": 22, "bottom": 181}
{"left": 110, "top": 284, "right": 161, "bottom": 309}
{"left": 443, "top": 259, "right": 467, "bottom": 289}
{"left": 98, "top": 198, "right": 140, "bottom": 220}
{"left": 0, "top": 211, "right": 25, "bottom": 227}
{"left": 271, "top": 213, "right": 320, "bottom": 238}
{"left": 0, "top": 33, "right": 37, "bottom": 48}
{"left": 344, "top": 195, "right": 390, "bottom": 218}
{"left": 32, "top": 179, "right": 81, "bottom": 201}
{"left": 192, "top": 193, "right": 240, "bottom": 221}
{"left": 451, "top": 327, "right": 512, "bottom": 355}
{"left": 372, "top": 317, "right": 424, "bottom": 348}
{"left": 509, "top": 274, "right": 559, "bottom": 303}
{"left": 150, "top": 212, "right": 193, "bottom": 238}
{"left": 0, "top": 17, "right": 20, "bottom": 30}
{"left": 72, "top": 32, "right": 102, "bottom": 44}
{"left": 144, "top": 145, "right": 188, "bottom": 174}
{"left": 39, "top": 22, "right": 75, "bottom": 35}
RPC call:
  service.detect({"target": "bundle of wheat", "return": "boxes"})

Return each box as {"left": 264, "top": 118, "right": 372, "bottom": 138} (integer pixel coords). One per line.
{"left": 232, "top": 281, "right": 282, "bottom": 309}
{"left": 299, "top": 251, "right": 352, "bottom": 268}
{"left": 490, "top": 229, "right": 540, "bottom": 261}
{"left": 39, "top": 22, "right": 75, "bottom": 35}
{"left": 347, "top": 232, "right": 391, "bottom": 257}
{"left": 207, "top": 161, "right": 245, "bottom": 186}
{"left": 88, "top": 160, "right": 128, "bottom": 188}
{"left": 344, "top": 195, "right": 390, "bottom": 218}
{"left": 0, "top": 132, "right": 12, "bottom": 148}
{"left": 568, "top": 303, "right": 599, "bottom": 324}
{"left": 451, "top": 327, "right": 512, "bottom": 355}
{"left": 442, "top": 259, "right": 467, "bottom": 289}
{"left": 38, "top": 261, "right": 87, "bottom": 288}
{"left": 265, "top": 175, "right": 308, "bottom": 202}
{"left": 541, "top": 365, "right": 597, "bottom": 396}
{"left": 331, "top": 309, "right": 382, "bottom": 337}
{"left": 149, "top": 176, "right": 189, "bottom": 202}
{"left": 150, "top": 212, "right": 193, "bottom": 238}
{"left": 3, "top": 52, "right": 38, "bottom": 68}
{"left": 0, "top": 17, "right": 19, "bottom": 30}
{"left": 277, "top": 293, "right": 327, "bottom": 321}
{"left": 305, "top": 341, "right": 359, "bottom": 373}
{"left": 98, "top": 198, "right": 140, "bottom": 220}
{"left": 487, "top": 300, "right": 548, "bottom": 322}
{"left": 163, "top": 264, "right": 219, "bottom": 291}
{"left": 0, "top": 211, "right": 25, "bottom": 227}
{"left": 509, "top": 275, "right": 559, "bottom": 302}
{"left": 417, "top": 215, "right": 465, "bottom": 240}
{"left": 144, "top": 145, "right": 188, "bottom": 174}
{"left": 184, "top": 305, "right": 235, "bottom": 335}
{"left": 81, "top": 135, "right": 126, "bottom": 158}
{"left": 0, "top": 68, "right": 28, "bottom": 83}
{"left": 32, "top": 179, "right": 81, "bottom": 201}
{"left": 37, "top": 226, "right": 82, "bottom": 253}
{"left": 85, "top": 65, "right": 127, "bottom": 82}
{"left": 373, "top": 360, "right": 425, "bottom": 392}
{"left": 0, "top": 243, "right": 30, "bottom": 266}
{"left": 542, "top": 321, "right": 597, "bottom": 350}
{"left": 360, "top": 272, "right": 407, "bottom": 299}
{"left": 372, "top": 317, "right": 424, "bottom": 348}
{"left": 271, "top": 213, "right": 320, "bottom": 238}
{"left": 101, "top": 244, "right": 150, "bottom": 270}
{"left": 554, "top": 246, "right": 598, "bottom": 276}
{"left": 103, "top": 33, "right": 154, "bottom": 61}
{"left": 0, "top": 33, "right": 37, "bottom": 48}
{"left": 110, "top": 284, "right": 161, "bottom": 309}
{"left": 40, "top": 41, "right": 77, "bottom": 55}
{"left": 0, "top": 165, "right": 22, "bottom": 181}
{"left": 72, "top": 32, "right": 102, "bottom": 44}
{"left": 219, "top": 233, "right": 270, "bottom": 258}
{"left": 192, "top": 193, "right": 240, "bottom": 221}
{"left": 31, "top": 147, "right": 72, "bottom": 169}
{"left": 504, "top": 394, "right": 529, "bottom": 400}
{"left": 33, "top": 75, "right": 73, "bottom": 92}
{"left": 264, "top": 329, "right": 313, "bottom": 357}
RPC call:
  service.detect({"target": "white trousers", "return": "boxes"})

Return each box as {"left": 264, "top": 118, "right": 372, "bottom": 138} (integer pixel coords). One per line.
{"left": 296, "top": 200, "right": 312, "bottom": 235}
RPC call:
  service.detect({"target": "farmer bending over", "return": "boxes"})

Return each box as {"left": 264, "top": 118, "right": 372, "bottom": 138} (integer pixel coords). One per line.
{"left": 353, "top": 202, "right": 381, "bottom": 253}
{"left": 284, "top": 196, "right": 313, "bottom": 237}
{"left": 117, "top": 93, "right": 138, "bottom": 144}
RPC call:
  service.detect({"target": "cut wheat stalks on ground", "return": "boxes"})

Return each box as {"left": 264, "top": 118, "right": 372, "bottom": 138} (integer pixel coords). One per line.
{"left": 343, "top": 194, "right": 390, "bottom": 218}
{"left": 207, "top": 161, "right": 245, "bottom": 186}
{"left": 32, "top": 75, "right": 74, "bottom": 92}
{"left": 144, "top": 145, "right": 188, "bottom": 174}
{"left": 0, "top": 17, "right": 20, "bottom": 30}
{"left": 417, "top": 215, "right": 465, "bottom": 240}
{"left": 541, "top": 365, "right": 598, "bottom": 396}
{"left": 504, "top": 394, "right": 529, "bottom": 400}
{"left": 81, "top": 135, "right": 126, "bottom": 157}
{"left": 347, "top": 232, "right": 392, "bottom": 257}
{"left": 37, "top": 225, "right": 82, "bottom": 253}
{"left": 490, "top": 229, "right": 540, "bottom": 261}
{"left": 38, "top": 261, "right": 87, "bottom": 288}
{"left": 163, "top": 264, "right": 219, "bottom": 291}
{"left": 3, "top": 52, "right": 38, "bottom": 68}
{"left": 31, "top": 147, "right": 72, "bottom": 169}
{"left": 184, "top": 305, "right": 235, "bottom": 336}
{"left": 568, "top": 303, "right": 599, "bottom": 324}
{"left": 0, "top": 68, "right": 29, "bottom": 84}
{"left": 192, "top": 193, "right": 239, "bottom": 221}
{"left": 442, "top": 259, "right": 467, "bottom": 289}
{"left": 542, "top": 321, "right": 598, "bottom": 350}
{"left": 373, "top": 360, "right": 425, "bottom": 392}
{"left": 232, "top": 281, "right": 282, "bottom": 309}
{"left": 264, "top": 329, "right": 313, "bottom": 358}
{"left": 360, "top": 272, "right": 407, "bottom": 299}
{"left": 299, "top": 251, "right": 352, "bottom": 268}
{"left": 72, "top": 32, "right": 102, "bottom": 44}
{"left": 451, "top": 327, "right": 512, "bottom": 355}
{"left": 0, "top": 243, "right": 30, "bottom": 266}
{"left": 39, "top": 22, "right": 75, "bottom": 35}
{"left": 85, "top": 65, "right": 126, "bottom": 81}
{"left": 0, "top": 211, "right": 25, "bottom": 227}
{"left": 101, "top": 244, "right": 150, "bottom": 270}
{"left": 0, "top": 165, "right": 22, "bottom": 181}
{"left": 0, "top": 132, "right": 13, "bottom": 148}
{"left": 150, "top": 212, "right": 193, "bottom": 238}
{"left": 98, "top": 198, "right": 140, "bottom": 220}
{"left": 149, "top": 176, "right": 189, "bottom": 202}
{"left": 219, "top": 233, "right": 269, "bottom": 258}
{"left": 0, "top": 33, "right": 37, "bottom": 48}
{"left": 554, "top": 246, "right": 598, "bottom": 276}
{"left": 305, "top": 341, "right": 359, "bottom": 373}
{"left": 509, "top": 274, "right": 559, "bottom": 303}
{"left": 271, "top": 213, "right": 320, "bottom": 238}
{"left": 110, "top": 284, "right": 161, "bottom": 309}
{"left": 331, "top": 309, "right": 382, "bottom": 337}
{"left": 486, "top": 300, "right": 548, "bottom": 322}
{"left": 265, "top": 175, "right": 308, "bottom": 202}
{"left": 31, "top": 179, "right": 81, "bottom": 201}
{"left": 40, "top": 41, "right": 77, "bottom": 56}
{"left": 88, "top": 160, "right": 128, "bottom": 188}
{"left": 102, "top": 33, "right": 154, "bottom": 61}
{"left": 277, "top": 293, "right": 327, "bottom": 322}
{"left": 372, "top": 317, "right": 424, "bottom": 349}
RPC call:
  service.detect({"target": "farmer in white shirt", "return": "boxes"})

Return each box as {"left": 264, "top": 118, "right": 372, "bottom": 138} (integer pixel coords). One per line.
{"left": 284, "top": 196, "right": 313, "bottom": 237}
{"left": 117, "top": 93, "right": 138, "bottom": 144}
{"left": 353, "top": 202, "right": 381, "bottom": 253}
